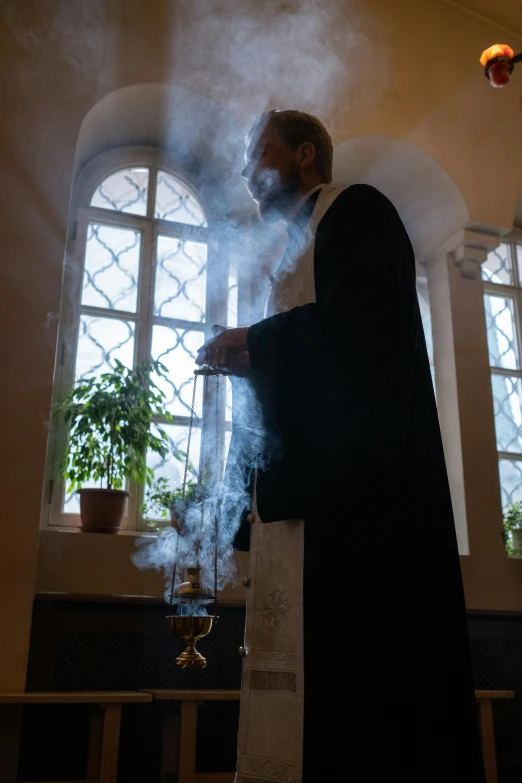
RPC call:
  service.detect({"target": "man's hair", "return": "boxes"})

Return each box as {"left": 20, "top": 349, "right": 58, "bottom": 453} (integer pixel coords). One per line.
{"left": 249, "top": 109, "right": 333, "bottom": 183}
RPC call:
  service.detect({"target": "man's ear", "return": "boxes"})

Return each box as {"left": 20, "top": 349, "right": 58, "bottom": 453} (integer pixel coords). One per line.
{"left": 297, "top": 141, "right": 316, "bottom": 170}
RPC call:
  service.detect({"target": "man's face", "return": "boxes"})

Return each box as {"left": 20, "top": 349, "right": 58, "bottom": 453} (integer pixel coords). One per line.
{"left": 241, "top": 122, "right": 300, "bottom": 222}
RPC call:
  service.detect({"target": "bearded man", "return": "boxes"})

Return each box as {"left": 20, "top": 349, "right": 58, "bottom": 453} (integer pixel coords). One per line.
{"left": 197, "top": 110, "right": 485, "bottom": 783}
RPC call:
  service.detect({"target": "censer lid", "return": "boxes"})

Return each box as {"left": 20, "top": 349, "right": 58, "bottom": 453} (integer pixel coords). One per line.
{"left": 173, "top": 565, "right": 215, "bottom": 604}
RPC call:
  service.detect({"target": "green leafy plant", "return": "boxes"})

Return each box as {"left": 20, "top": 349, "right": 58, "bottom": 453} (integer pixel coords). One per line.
{"left": 142, "top": 474, "right": 210, "bottom": 525}
{"left": 501, "top": 501, "right": 522, "bottom": 556}
{"left": 54, "top": 359, "right": 183, "bottom": 492}
{"left": 142, "top": 477, "right": 197, "bottom": 520}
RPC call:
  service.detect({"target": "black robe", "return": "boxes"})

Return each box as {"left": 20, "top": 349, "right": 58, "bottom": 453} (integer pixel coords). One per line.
{"left": 230, "top": 184, "right": 485, "bottom": 782}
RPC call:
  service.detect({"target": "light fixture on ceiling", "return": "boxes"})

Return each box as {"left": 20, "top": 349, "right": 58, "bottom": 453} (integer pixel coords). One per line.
{"left": 480, "top": 44, "right": 522, "bottom": 87}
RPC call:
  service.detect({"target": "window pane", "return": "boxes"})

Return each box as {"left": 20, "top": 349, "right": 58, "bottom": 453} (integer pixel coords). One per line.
{"left": 516, "top": 245, "right": 522, "bottom": 284}
{"left": 151, "top": 325, "right": 203, "bottom": 417}
{"left": 147, "top": 423, "right": 201, "bottom": 493}
{"left": 90, "top": 167, "right": 149, "bottom": 216}
{"left": 499, "top": 459, "right": 522, "bottom": 510}
{"left": 155, "top": 170, "right": 207, "bottom": 226}
{"left": 484, "top": 294, "right": 519, "bottom": 369}
{"left": 75, "top": 315, "right": 135, "bottom": 380}
{"left": 228, "top": 266, "right": 239, "bottom": 328}
{"left": 154, "top": 236, "right": 207, "bottom": 322}
{"left": 482, "top": 243, "right": 513, "bottom": 285}
{"left": 492, "top": 373, "right": 522, "bottom": 452}
{"left": 81, "top": 223, "right": 141, "bottom": 312}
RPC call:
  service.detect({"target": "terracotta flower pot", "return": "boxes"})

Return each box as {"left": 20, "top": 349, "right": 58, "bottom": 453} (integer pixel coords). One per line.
{"left": 77, "top": 488, "right": 130, "bottom": 533}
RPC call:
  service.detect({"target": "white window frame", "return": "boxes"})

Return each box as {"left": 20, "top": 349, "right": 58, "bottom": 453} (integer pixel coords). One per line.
{"left": 42, "top": 147, "right": 239, "bottom": 532}
{"left": 483, "top": 231, "right": 522, "bottom": 510}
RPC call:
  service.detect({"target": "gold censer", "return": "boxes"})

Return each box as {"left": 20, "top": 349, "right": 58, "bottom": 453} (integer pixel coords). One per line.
{"left": 167, "top": 566, "right": 216, "bottom": 669}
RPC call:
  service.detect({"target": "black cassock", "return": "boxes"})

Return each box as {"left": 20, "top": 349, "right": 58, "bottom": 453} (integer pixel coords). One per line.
{"left": 229, "top": 184, "right": 485, "bottom": 782}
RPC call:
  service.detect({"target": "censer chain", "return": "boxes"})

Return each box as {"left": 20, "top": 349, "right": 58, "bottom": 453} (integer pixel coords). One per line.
{"left": 168, "top": 373, "right": 198, "bottom": 607}
{"left": 213, "top": 375, "right": 220, "bottom": 617}
{"left": 168, "top": 370, "right": 222, "bottom": 618}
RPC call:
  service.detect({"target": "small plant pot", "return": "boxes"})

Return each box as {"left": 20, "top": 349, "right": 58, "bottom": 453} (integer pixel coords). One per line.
{"left": 512, "top": 529, "right": 522, "bottom": 556}
{"left": 77, "top": 488, "right": 130, "bottom": 533}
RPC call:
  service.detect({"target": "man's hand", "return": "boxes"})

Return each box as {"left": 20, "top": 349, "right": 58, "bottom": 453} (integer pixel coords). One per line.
{"left": 196, "top": 326, "right": 251, "bottom": 377}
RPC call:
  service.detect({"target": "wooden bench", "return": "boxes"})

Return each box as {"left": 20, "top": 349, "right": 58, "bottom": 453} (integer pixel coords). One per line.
{"left": 0, "top": 691, "right": 152, "bottom": 783}
{"left": 1, "top": 688, "right": 509, "bottom": 781}
{"left": 475, "top": 689, "right": 514, "bottom": 783}
{"left": 143, "top": 688, "right": 514, "bottom": 783}
{"left": 142, "top": 689, "right": 240, "bottom": 783}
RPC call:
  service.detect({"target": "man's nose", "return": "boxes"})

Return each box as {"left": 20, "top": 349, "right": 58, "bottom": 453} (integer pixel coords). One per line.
{"left": 242, "top": 161, "right": 255, "bottom": 180}
{"left": 242, "top": 158, "right": 257, "bottom": 180}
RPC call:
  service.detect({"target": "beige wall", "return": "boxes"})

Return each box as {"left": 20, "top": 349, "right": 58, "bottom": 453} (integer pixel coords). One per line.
{"left": 36, "top": 530, "right": 248, "bottom": 604}
{"left": 2, "top": 0, "right": 522, "bottom": 689}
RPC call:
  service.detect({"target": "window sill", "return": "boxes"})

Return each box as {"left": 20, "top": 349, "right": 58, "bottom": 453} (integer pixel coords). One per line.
{"left": 43, "top": 525, "right": 154, "bottom": 537}
{"left": 36, "top": 528, "right": 248, "bottom": 603}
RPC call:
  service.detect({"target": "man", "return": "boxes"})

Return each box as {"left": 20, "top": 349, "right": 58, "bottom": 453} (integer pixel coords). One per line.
{"left": 197, "top": 111, "right": 485, "bottom": 782}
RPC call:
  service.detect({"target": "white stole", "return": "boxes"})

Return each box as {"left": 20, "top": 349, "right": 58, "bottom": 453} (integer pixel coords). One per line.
{"left": 235, "top": 185, "right": 343, "bottom": 783}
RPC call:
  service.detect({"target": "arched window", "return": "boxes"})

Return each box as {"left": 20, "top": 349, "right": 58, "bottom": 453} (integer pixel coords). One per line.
{"left": 45, "top": 150, "right": 237, "bottom": 531}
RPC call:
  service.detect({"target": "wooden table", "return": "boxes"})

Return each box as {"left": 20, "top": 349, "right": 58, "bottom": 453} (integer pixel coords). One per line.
{"left": 475, "top": 689, "right": 514, "bottom": 783}
{"left": 142, "top": 689, "right": 240, "bottom": 783}
{"left": 0, "top": 691, "right": 152, "bottom": 783}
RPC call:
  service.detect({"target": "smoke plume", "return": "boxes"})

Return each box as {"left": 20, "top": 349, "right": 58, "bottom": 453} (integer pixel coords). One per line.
{"left": 1, "top": 0, "right": 389, "bottom": 601}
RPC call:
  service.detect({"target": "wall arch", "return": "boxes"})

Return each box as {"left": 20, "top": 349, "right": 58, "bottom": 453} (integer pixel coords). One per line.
{"left": 74, "top": 83, "right": 253, "bottom": 225}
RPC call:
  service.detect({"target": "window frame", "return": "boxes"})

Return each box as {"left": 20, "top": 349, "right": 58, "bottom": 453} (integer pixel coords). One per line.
{"left": 42, "top": 147, "right": 235, "bottom": 532}
{"left": 483, "top": 231, "right": 522, "bottom": 510}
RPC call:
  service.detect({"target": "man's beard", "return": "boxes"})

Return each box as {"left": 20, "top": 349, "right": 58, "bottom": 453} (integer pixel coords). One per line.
{"left": 252, "top": 170, "right": 300, "bottom": 223}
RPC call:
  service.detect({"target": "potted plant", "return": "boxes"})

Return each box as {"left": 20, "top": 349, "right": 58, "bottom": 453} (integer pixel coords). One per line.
{"left": 54, "top": 359, "right": 177, "bottom": 533}
{"left": 502, "top": 501, "right": 522, "bottom": 556}
{"left": 142, "top": 476, "right": 206, "bottom": 532}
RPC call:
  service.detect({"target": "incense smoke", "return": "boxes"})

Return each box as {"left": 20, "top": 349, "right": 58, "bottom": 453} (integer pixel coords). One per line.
{"left": 1, "top": 0, "right": 389, "bottom": 600}
{"left": 130, "top": 0, "right": 389, "bottom": 602}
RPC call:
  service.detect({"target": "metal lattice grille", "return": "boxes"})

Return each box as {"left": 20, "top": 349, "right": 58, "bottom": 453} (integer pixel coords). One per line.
{"left": 81, "top": 223, "right": 141, "bottom": 312}
{"left": 155, "top": 170, "right": 207, "bottom": 227}
{"left": 482, "top": 242, "right": 513, "bottom": 286}
{"left": 485, "top": 294, "right": 519, "bottom": 370}
{"left": 75, "top": 315, "right": 135, "bottom": 380}
{"left": 498, "top": 459, "right": 522, "bottom": 508}
{"left": 151, "top": 326, "right": 204, "bottom": 417}
{"left": 492, "top": 374, "right": 522, "bottom": 453}
{"left": 154, "top": 236, "right": 207, "bottom": 322}
{"left": 90, "top": 167, "right": 149, "bottom": 216}
{"left": 484, "top": 241, "right": 522, "bottom": 517}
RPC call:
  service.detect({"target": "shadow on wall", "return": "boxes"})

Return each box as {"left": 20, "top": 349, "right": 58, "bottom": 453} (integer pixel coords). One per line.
{"left": 334, "top": 136, "right": 470, "bottom": 261}
{"left": 513, "top": 194, "right": 522, "bottom": 230}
